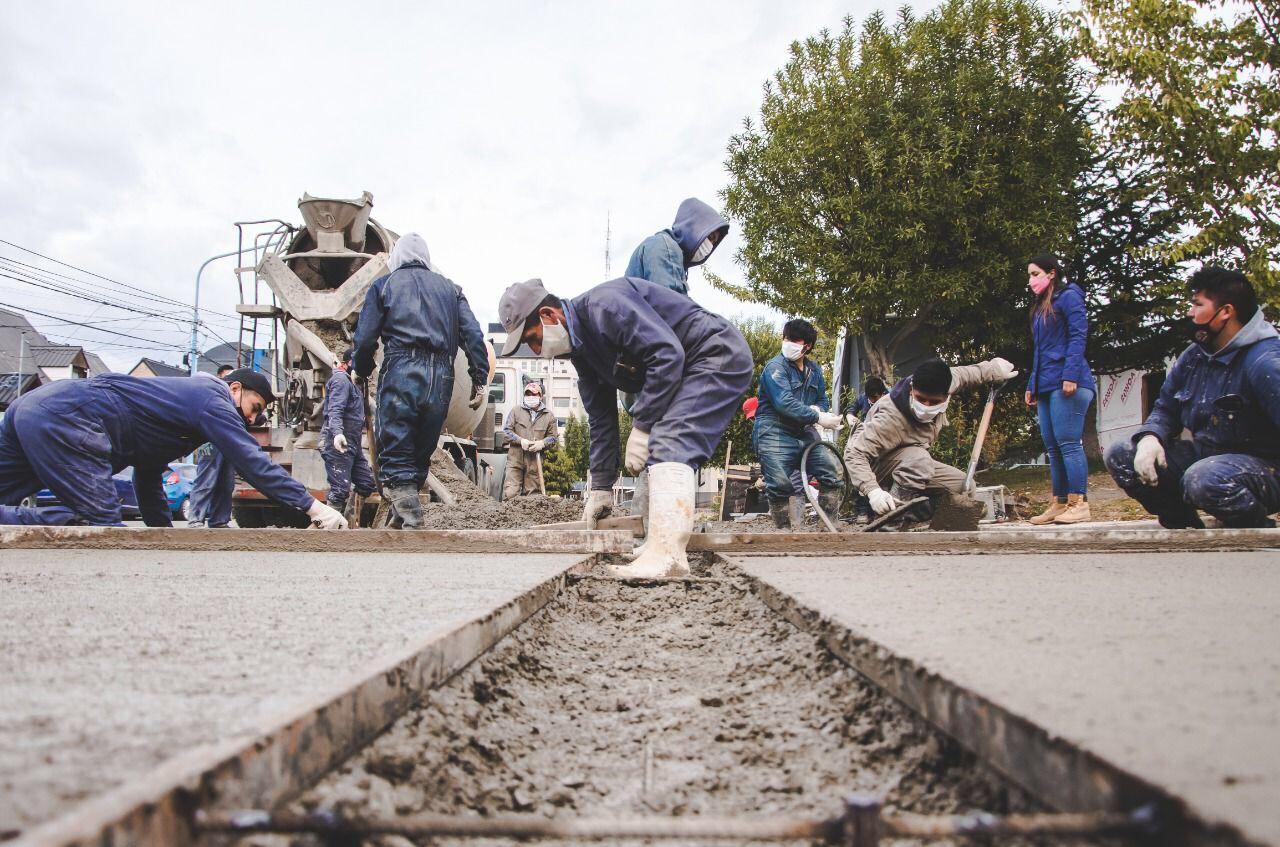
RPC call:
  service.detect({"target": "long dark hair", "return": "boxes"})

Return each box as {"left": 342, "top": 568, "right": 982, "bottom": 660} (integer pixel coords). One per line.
{"left": 1028, "top": 252, "right": 1064, "bottom": 325}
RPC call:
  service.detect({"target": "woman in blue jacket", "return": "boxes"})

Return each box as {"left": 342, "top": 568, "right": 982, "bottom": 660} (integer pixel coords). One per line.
{"left": 1024, "top": 253, "right": 1096, "bottom": 524}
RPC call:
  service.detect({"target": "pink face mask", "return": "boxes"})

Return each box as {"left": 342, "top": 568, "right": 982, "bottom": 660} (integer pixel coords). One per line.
{"left": 1028, "top": 276, "right": 1052, "bottom": 296}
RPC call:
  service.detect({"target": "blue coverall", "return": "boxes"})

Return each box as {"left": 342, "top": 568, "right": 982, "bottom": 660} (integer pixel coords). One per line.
{"left": 565, "top": 277, "right": 752, "bottom": 492}
{"left": 187, "top": 442, "right": 234, "bottom": 527}
{"left": 1105, "top": 309, "right": 1280, "bottom": 528}
{"left": 752, "top": 353, "right": 843, "bottom": 502}
{"left": 0, "top": 374, "right": 314, "bottom": 526}
{"left": 623, "top": 198, "right": 729, "bottom": 295}
{"left": 353, "top": 261, "right": 488, "bottom": 488}
{"left": 320, "top": 369, "right": 376, "bottom": 507}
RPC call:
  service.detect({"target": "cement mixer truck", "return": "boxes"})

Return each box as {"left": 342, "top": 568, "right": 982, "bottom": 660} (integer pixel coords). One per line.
{"left": 225, "top": 191, "right": 497, "bottom": 527}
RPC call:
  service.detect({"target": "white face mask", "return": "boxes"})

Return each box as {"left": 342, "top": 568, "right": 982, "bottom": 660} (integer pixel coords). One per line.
{"left": 781, "top": 340, "right": 806, "bottom": 361}
{"left": 540, "top": 319, "right": 571, "bottom": 358}
{"left": 909, "top": 395, "right": 949, "bottom": 422}
{"left": 523, "top": 394, "right": 540, "bottom": 409}
{"left": 690, "top": 237, "right": 715, "bottom": 264}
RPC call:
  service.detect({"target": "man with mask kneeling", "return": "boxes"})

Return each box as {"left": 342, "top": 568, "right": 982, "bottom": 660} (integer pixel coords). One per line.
{"left": 496, "top": 277, "right": 752, "bottom": 576}
{"left": 0, "top": 368, "right": 347, "bottom": 528}
{"left": 843, "top": 356, "right": 1017, "bottom": 529}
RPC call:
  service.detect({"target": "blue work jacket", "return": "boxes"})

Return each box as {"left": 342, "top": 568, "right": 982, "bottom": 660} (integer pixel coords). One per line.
{"left": 755, "top": 354, "right": 828, "bottom": 439}
{"left": 1029, "top": 282, "right": 1095, "bottom": 394}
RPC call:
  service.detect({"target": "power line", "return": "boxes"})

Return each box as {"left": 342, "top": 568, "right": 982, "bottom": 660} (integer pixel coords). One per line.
{"left": 0, "top": 299, "right": 187, "bottom": 351}
{"left": 0, "top": 238, "right": 242, "bottom": 320}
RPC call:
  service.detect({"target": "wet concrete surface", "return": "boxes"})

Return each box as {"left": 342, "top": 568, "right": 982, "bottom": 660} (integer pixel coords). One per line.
{"left": 728, "top": 552, "right": 1280, "bottom": 846}
{"left": 0, "top": 550, "right": 587, "bottom": 838}
{"left": 289, "top": 568, "right": 1109, "bottom": 847}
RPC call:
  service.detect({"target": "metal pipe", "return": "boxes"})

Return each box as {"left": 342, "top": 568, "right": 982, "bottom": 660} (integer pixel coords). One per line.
{"left": 189, "top": 249, "right": 250, "bottom": 375}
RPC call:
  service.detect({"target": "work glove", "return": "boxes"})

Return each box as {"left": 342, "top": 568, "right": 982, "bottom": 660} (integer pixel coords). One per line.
{"left": 624, "top": 428, "right": 650, "bottom": 475}
{"left": 468, "top": 382, "right": 486, "bottom": 410}
{"left": 333, "top": 433, "right": 348, "bottom": 453}
{"left": 519, "top": 437, "right": 534, "bottom": 451}
{"left": 529, "top": 439, "right": 544, "bottom": 453}
{"left": 990, "top": 357, "right": 1019, "bottom": 382}
{"left": 1133, "top": 435, "right": 1167, "bottom": 487}
{"left": 581, "top": 489, "right": 613, "bottom": 529}
{"left": 307, "top": 499, "right": 349, "bottom": 530}
{"left": 816, "top": 411, "right": 843, "bottom": 430}
{"left": 868, "top": 488, "right": 899, "bottom": 516}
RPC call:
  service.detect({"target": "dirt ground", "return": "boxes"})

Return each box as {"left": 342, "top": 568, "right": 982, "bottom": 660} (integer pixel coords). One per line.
{"left": 976, "top": 465, "right": 1149, "bottom": 522}
{"left": 280, "top": 561, "right": 1110, "bottom": 847}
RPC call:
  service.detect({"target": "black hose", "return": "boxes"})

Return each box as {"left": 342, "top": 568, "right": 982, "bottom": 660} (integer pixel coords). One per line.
{"left": 799, "top": 440, "right": 853, "bottom": 533}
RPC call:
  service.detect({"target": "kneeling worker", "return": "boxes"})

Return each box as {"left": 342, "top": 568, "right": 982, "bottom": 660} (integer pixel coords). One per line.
{"left": 843, "top": 356, "right": 1017, "bottom": 526}
{"left": 502, "top": 381, "right": 558, "bottom": 499}
{"left": 752, "top": 318, "right": 843, "bottom": 529}
{"left": 0, "top": 369, "right": 347, "bottom": 528}
{"left": 497, "top": 277, "right": 752, "bottom": 576}
{"left": 1105, "top": 266, "right": 1280, "bottom": 528}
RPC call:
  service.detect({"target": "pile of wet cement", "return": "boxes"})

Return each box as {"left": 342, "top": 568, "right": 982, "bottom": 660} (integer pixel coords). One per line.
{"left": 286, "top": 570, "right": 1106, "bottom": 847}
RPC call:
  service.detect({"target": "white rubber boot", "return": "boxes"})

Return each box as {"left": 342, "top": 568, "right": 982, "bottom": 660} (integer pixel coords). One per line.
{"left": 610, "top": 462, "right": 693, "bottom": 578}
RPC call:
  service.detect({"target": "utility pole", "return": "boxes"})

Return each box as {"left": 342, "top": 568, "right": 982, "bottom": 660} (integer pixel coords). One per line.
{"left": 604, "top": 211, "right": 612, "bottom": 278}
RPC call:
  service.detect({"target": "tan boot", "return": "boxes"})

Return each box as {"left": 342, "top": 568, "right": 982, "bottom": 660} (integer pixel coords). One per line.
{"left": 1054, "top": 494, "right": 1091, "bottom": 524}
{"left": 1028, "top": 498, "right": 1068, "bottom": 525}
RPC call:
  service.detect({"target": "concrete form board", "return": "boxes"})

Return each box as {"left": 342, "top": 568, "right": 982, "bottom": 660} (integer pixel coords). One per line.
{"left": 0, "top": 550, "right": 590, "bottom": 845}
{"left": 729, "top": 552, "right": 1280, "bottom": 847}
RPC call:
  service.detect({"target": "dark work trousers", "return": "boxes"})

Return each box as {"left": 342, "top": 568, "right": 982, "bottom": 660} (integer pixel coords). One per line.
{"left": 0, "top": 383, "right": 124, "bottom": 525}
{"left": 322, "top": 433, "right": 376, "bottom": 507}
{"left": 376, "top": 349, "right": 454, "bottom": 488}
{"left": 1106, "top": 439, "right": 1280, "bottom": 528}
{"left": 188, "top": 447, "right": 235, "bottom": 527}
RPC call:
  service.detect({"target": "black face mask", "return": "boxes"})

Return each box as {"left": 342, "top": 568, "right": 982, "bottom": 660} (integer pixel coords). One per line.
{"left": 1189, "top": 306, "right": 1226, "bottom": 351}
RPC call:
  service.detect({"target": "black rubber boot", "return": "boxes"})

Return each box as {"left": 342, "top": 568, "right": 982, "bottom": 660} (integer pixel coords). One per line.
{"left": 788, "top": 496, "right": 808, "bottom": 529}
{"left": 886, "top": 483, "right": 932, "bottom": 531}
{"left": 386, "top": 484, "right": 424, "bottom": 529}
{"left": 817, "top": 488, "right": 842, "bottom": 522}
{"left": 769, "top": 500, "right": 791, "bottom": 529}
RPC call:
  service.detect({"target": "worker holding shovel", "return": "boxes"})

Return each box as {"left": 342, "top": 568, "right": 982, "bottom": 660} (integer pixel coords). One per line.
{"left": 842, "top": 356, "right": 1018, "bottom": 531}
{"left": 501, "top": 381, "right": 558, "bottom": 499}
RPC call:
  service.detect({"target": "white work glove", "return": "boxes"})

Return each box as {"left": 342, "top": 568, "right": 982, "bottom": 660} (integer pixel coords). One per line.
{"left": 868, "top": 488, "right": 899, "bottom": 516}
{"left": 468, "top": 382, "right": 486, "bottom": 410}
{"left": 816, "top": 411, "right": 843, "bottom": 430}
{"left": 307, "top": 499, "right": 348, "bottom": 530}
{"left": 990, "top": 357, "right": 1019, "bottom": 382}
{"left": 624, "top": 428, "right": 650, "bottom": 475}
{"left": 529, "top": 439, "right": 545, "bottom": 452}
{"left": 581, "top": 489, "right": 612, "bottom": 529}
{"left": 519, "top": 437, "right": 534, "bottom": 451}
{"left": 333, "top": 432, "right": 348, "bottom": 453}
{"left": 1133, "top": 435, "right": 1167, "bottom": 487}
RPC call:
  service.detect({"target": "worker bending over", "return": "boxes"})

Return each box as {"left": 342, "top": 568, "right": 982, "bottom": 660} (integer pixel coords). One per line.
{"left": 353, "top": 233, "right": 489, "bottom": 529}
{"left": 1105, "top": 267, "right": 1280, "bottom": 528}
{"left": 624, "top": 198, "right": 730, "bottom": 295}
{"left": 752, "top": 318, "right": 843, "bottom": 529}
{"left": 502, "top": 381, "right": 558, "bottom": 499}
{"left": 321, "top": 349, "right": 376, "bottom": 516}
{"left": 0, "top": 369, "right": 346, "bottom": 528}
{"left": 497, "top": 277, "right": 751, "bottom": 576}
{"left": 843, "top": 356, "right": 1017, "bottom": 528}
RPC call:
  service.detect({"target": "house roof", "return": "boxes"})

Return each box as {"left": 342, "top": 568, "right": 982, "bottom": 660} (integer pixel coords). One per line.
{"left": 0, "top": 372, "right": 44, "bottom": 407}
{"left": 84, "top": 352, "right": 112, "bottom": 376}
{"left": 130, "top": 357, "right": 188, "bottom": 378}
{"left": 29, "top": 345, "right": 87, "bottom": 369}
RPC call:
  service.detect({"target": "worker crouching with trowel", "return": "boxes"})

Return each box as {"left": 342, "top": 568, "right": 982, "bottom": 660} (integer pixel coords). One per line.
{"left": 0, "top": 369, "right": 347, "bottom": 529}
{"left": 497, "top": 277, "right": 752, "bottom": 577}
{"left": 843, "top": 356, "right": 1017, "bottom": 530}
{"left": 352, "top": 233, "right": 489, "bottom": 529}
{"left": 502, "top": 381, "right": 557, "bottom": 499}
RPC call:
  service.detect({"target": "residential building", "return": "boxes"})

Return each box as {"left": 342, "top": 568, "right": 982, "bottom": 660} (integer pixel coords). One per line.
{"left": 0, "top": 308, "right": 111, "bottom": 414}
{"left": 28, "top": 345, "right": 88, "bottom": 381}
{"left": 0, "top": 372, "right": 45, "bottom": 413}
{"left": 129, "top": 358, "right": 189, "bottom": 378}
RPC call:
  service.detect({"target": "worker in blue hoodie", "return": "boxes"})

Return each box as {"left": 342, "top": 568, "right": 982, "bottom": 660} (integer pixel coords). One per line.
{"left": 752, "top": 318, "right": 844, "bottom": 529}
{"left": 624, "top": 197, "right": 730, "bottom": 296}
{"left": 353, "top": 232, "right": 489, "bottom": 528}
{"left": 321, "top": 348, "right": 376, "bottom": 515}
{"left": 1105, "top": 267, "right": 1280, "bottom": 528}
{"left": 496, "top": 277, "right": 752, "bottom": 578}
{"left": 0, "top": 369, "right": 347, "bottom": 528}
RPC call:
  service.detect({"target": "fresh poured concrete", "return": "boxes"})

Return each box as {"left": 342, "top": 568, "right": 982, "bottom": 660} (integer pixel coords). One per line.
{"left": 729, "top": 551, "right": 1280, "bottom": 846}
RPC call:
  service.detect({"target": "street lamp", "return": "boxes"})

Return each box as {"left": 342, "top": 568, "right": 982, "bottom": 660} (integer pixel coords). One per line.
{"left": 189, "top": 249, "right": 246, "bottom": 375}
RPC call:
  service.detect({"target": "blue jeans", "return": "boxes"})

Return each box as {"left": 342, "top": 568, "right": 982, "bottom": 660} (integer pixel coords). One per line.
{"left": 754, "top": 422, "right": 843, "bottom": 501}
{"left": 376, "top": 350, "right": 454, "bottom": 487}
{"left": 1036, "top": 387, "right": 1094, "bottom": 497}
{"left": 1106, "top": 439, "right": 1280, "bottom": 528}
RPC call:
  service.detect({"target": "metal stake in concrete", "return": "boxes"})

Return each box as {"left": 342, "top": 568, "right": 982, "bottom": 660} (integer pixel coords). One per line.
{"left": 842, "top": 795, "right": 882, "bottom": 847}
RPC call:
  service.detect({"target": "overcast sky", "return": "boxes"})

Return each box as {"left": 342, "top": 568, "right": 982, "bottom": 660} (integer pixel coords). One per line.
{"left": 0, "top": 1, "right": 934, "bottom": 370}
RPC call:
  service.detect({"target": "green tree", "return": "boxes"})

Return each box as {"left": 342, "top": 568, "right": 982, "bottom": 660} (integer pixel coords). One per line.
{"left": 1075, "top": 0, "right": 1280, "bottom": 300}
{"left": 561, "top": 414, "right": 589, "bottom": 481}
{"left": 538, "top": 446, "right": 577, "bottom": 496}
{"left": 717, "top": 0, "right": 1093, "bottom": 377}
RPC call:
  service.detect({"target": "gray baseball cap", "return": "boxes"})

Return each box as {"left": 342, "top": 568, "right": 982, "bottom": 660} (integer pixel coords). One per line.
{"left": 498, "top": 278, "right": 550, "bottom": 355}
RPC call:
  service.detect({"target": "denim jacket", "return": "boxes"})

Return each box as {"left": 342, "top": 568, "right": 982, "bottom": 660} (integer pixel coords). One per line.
{"left": 755, "top": 354, "right": 828, "bottom": 438}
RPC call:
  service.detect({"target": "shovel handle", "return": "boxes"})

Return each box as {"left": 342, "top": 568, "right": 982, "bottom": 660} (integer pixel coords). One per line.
{"left": 963, "top": 379, "right": 1008, "bottom": 493}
